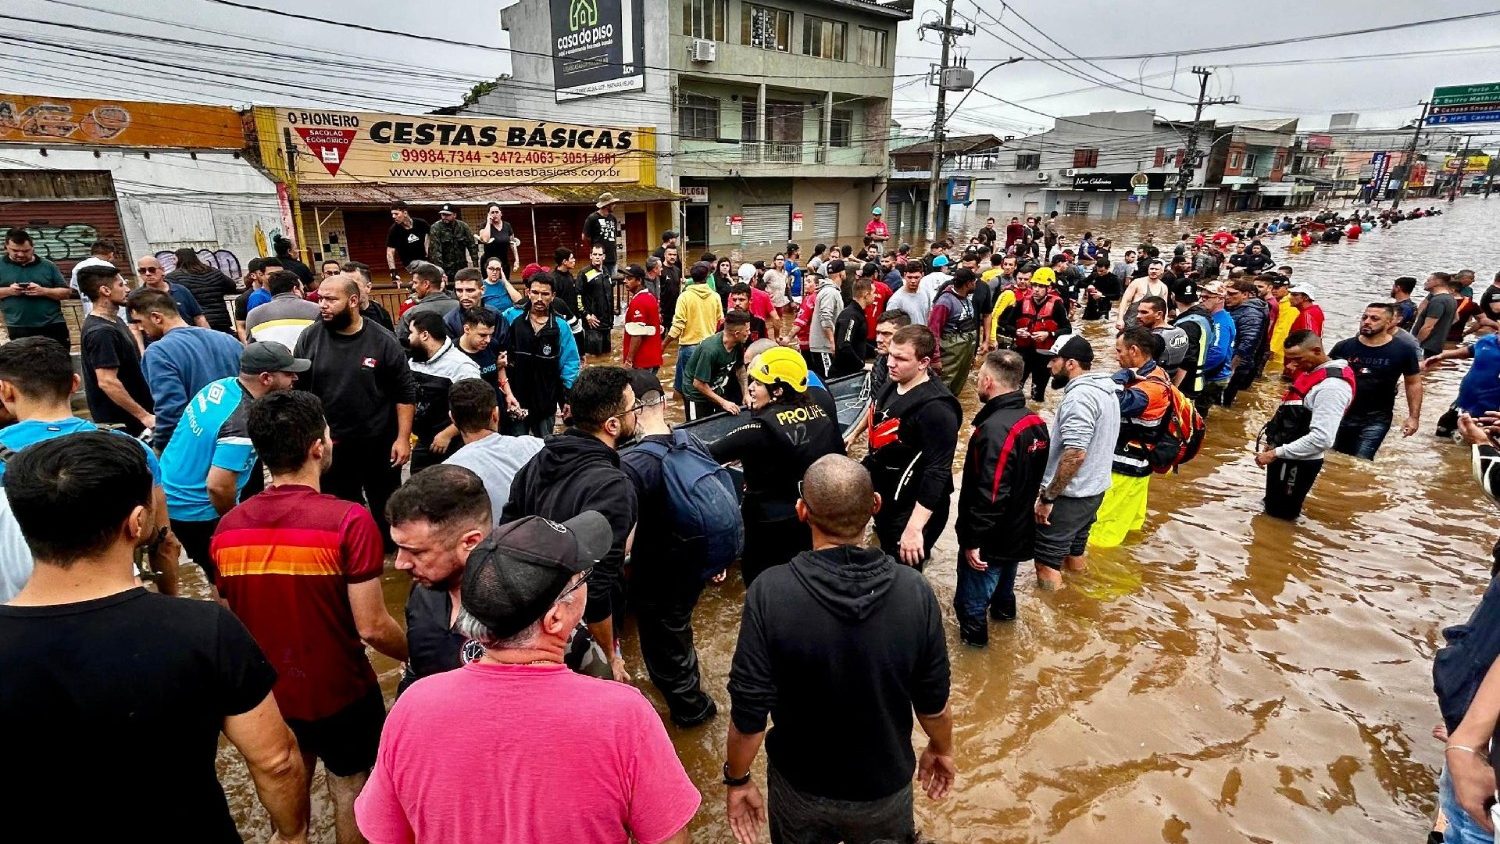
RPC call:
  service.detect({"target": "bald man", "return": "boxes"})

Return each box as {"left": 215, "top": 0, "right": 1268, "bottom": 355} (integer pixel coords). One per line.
{"left": 724, "top": 455, "right": 955, "bottom": 844}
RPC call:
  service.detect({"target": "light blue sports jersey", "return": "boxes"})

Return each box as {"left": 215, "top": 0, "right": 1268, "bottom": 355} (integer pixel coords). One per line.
{"left": 0, "top": 417, "right": 161, "bottom": 485}
{"left": 160, "top": 377, "right": 256, "bottom": 522}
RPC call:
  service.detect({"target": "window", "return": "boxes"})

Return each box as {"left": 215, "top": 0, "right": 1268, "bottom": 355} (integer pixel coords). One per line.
{"left": 742, "top": 4, "right": 790, "bottom": 51}
{"left": 1228, "top": 151, "right": 1243, "bottom": 169}
{"left": 1064, "top": 200, "right": 1091, "bottom": 215}
{"left": 1153, "top": 147, "right": 1165, "bottom": 167}
{"left": 816, "top": 105, "right": 853, "bottom": 148}
{"left": 679, "top": 94, "right": 720, "bottom": 141}
{"left": 857, "top": 27, "right": 888, "bottom": 67}
{"left": 1072, "top": 148, "right": 1098, "bottom": 168}
{"left": 1244, "top": 153, "right": 1259, "bottom": 171}
{"left": 804, "top": 16, "right": 847, "bottom": 60}
{"left": 683, "top": 0, "right": 727, "bottom": 40}
{"left": 1014, "top": 152, "right": 1041, "bottom": 171}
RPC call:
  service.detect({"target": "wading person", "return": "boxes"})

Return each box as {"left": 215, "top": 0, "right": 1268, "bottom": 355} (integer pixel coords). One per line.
{"left": 1088, "top": 328, "right": 1171, "bottom": 549}
{"left": 665, "top": 262, "right": 723, "bottom": 407}
{"left": 710, "top": 347, "right": 843, "bottom": 586}
{"left": 355, "top": 513, "right": 699, "bottom": 844}
{"left": 1033, "top": 335, "right": 1120, "bottom": 588}
{"left": 927, "top": 266, "right": 980, "bottom": 397}
{"left": 862, "top": 325, "right": 961, "bottom": 569}
{"left": 954, "top": 350, "right": 1049, "bottom": 645}
{"left": 441, "top": 379, "right": 544, "bottom": 520}
{"left": 725, "top": 455, "right": 954, "bottom": 844}
{"left": 1329, "top": 303, "right": 1422, "bottom": 460}
{"left": 1255, "top": 331, "right": 1355, "bottom": 520}
{"left": 499, "top": 272, "right": 580, "bottom": 438}
{"left": 212, "top": 391, "right": 408, "bottom": 843}
{"left": 1221, "top": 279, "right": 1270, "bottom": 407}
{"left": 682, "top": 310, "right": 751, "bottom": 421}
{"left": 1014, "top": 267, "right": 1070, "bottom": 402}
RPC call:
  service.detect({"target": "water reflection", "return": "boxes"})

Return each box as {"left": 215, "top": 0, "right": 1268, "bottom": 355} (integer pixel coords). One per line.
{"left": 214, "top": 201, "right": 1495, "bottom": 841}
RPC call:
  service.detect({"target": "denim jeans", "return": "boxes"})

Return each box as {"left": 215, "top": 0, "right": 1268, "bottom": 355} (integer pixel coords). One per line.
{"left": 1440, "top": 764, "right": 1496, "bottom": 844}
{"left": 673, "top": 344, "right": 698, "bottom": 396}
{"left": 1332, "top": 411, "right": 1392, "bottom": 460}
{"left": 954, "top": 556, "right": 1019, "bottom": 624}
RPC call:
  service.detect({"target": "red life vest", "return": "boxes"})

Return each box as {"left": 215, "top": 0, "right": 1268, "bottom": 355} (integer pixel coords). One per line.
{"left": 1264, "top": 363, "right": 1356, "bottom": 447}
{"left": 1015, "top": 294, "right": 1063, "bottom": 350}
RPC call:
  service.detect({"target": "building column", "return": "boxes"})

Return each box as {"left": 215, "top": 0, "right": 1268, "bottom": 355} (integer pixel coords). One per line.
{"left": 756, "top": 83, "right": 767, "bottom": 165}
{"left": 822, "top": 90, "right": 833, "bottom": 165}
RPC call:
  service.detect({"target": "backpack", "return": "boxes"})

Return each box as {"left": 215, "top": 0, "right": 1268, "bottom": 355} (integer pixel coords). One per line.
{"left": 635, "top": 429, "right": 744, "bottom": 581}
{"left": 1150, "top": 383, "right": 1206, "bottom": 473}
{"left": 1155, "top": 324, "right": 1189, "bottom": 367}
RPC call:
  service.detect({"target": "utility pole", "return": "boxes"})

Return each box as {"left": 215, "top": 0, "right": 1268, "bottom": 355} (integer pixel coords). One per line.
{"left": 921, "top": 0, "right": 972, "bottom": 244}
{"left": 1174, "top": 67, "right": 1238, "bottom": 219}
{"left": 1450, "top": 132, "right": 1475, "bottom": 202}
{"left": 1391, "top": 101, "right": 1430, "bottom": 210}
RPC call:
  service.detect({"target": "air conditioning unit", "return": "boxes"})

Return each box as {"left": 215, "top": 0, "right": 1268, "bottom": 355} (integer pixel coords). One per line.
{"left": 1059, "top": 168, "right": 1076, "bottom": 177}
{"left": 689, "top": 39, "right": 717, "bottom": 62}
{"left": 1035, "top": 171, "right": 1050, "bottom": 182}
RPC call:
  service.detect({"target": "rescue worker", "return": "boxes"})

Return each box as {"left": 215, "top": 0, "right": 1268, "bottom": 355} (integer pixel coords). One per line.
{"left": 1255, "top": 331, "right": 1355, "bottom": 520}
{"left": 927, "top": 267, "right": 980, "bottom": 398}
{"left": 1014, "top": 266, "right": 1071, "bottom": 403}
{"left": 709, "top": 347, "right": 844, "bottom": 586}
{"left": 862, "top": 325, "right": 962, "bottom": 569}
{"left": 428, "top": 204, "right": 478, "bottom": 283}
{"left": 1088, "top": 327, "right": 1173, "bottom": 548}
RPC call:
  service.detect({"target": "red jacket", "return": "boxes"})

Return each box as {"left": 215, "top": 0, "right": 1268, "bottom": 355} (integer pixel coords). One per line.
{"left": 1289, "top": 303, "right": 1324, "bottom": 336}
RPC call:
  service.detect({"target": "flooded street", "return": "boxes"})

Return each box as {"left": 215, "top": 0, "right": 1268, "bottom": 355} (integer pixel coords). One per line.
{"left": 217, "top": 199, "right": 1498, "bottom": 842}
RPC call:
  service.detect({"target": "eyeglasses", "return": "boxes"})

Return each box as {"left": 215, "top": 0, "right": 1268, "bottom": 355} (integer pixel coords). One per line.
{"left": 557, "top": 567, "right": 594, "bottom": 602}
{"left": 138, "top": 267, "right": 161, "bottom": 274}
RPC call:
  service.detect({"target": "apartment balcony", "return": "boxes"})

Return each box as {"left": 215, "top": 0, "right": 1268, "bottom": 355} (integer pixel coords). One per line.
{"left": 681, "top": 139, "right": 884, "bottom": 179}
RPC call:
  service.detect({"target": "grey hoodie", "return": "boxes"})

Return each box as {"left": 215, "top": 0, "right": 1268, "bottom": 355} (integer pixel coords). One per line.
{"left": 1042, "top": 370, "right": 1122, "bottom": 498}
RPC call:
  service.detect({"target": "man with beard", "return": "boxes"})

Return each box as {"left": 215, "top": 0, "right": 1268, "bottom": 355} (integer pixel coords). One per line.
{"left": 1330, "top": 303, "right": 1422, "bottom": 460}
{"left": 862, "top": 325, "right": 961, "bottom": 569}
{"left": 498, "top": 273, "right": 580, "bottom": 438}
{"left": 294, "top": 275, "right": 417, "bottom": 545}
{"left": 405, "top": 311, "right": 481, "bottom": 471}
{"left": 1221, "top": 279, "right": 1269, "bottom": 408}
{"left": 1082, "top": 259, "right": 1121, "bottom": 321}
{"left": 927, "top": 267, "right": 979, "bottom": 397}
{"left": 1013, "top": 268, "right": 1070, "bottom": 403}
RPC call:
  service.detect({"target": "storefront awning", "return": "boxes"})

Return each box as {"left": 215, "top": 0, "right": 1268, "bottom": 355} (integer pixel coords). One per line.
{"left": 295, "top": 183, "right": 683, "bottom": 206}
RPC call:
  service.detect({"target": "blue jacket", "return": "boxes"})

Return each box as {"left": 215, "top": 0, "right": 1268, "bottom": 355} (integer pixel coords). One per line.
{"left": 1227, "top": 298, "right": 1267, "bottom": 364}
{"left": 1205, "top": 309, "right": 1237, "bottom": 381}
{"left": 141, "top": 326, "right": 243, "bottom": 447}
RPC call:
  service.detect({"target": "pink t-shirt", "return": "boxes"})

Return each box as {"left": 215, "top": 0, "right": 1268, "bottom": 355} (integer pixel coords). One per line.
{"left": 355, "top": 662, "right": 701, "bottom": 844}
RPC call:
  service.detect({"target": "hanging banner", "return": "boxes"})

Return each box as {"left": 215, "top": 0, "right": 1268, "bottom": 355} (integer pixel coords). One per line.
{"left": 0, "top": 94, "right": 243, "bottom": 149}
{"left": 272, "top": 108, "right": 644, "bottom": 185}
{"left": 550, "top": 0, "right": 646, "bottom": 102}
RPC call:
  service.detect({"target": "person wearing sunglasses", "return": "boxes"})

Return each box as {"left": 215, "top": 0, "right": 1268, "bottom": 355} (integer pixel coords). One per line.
{"left": 356, "top": 511, "right": 699, "bottom": 844}
{"left": 134, "top": 255, "right": 208, "bottom": 331}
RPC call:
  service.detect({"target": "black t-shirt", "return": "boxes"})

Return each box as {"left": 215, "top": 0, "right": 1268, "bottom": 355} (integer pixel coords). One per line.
{"left": 80, "top": 313, "right": 153, "bottom": 432}
{"left": 1331, "top": 336, "right": 1421, "bottom": 417}
{"left": 0, "top": 589, "right": 275, "bottom": 841}
{"left": 387, "top": 218, "right": 431, "bottom": 266}
{"left": 480, "top": 221, "right": 515, "bottom": 269}
{"left": 583, "top": 212, "right": 620, "bottom": 263}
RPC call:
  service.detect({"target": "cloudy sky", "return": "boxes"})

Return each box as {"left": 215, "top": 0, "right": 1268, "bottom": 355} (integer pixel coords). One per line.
{"left": 3, "top": 0, "right": 1499, "bottom": 141}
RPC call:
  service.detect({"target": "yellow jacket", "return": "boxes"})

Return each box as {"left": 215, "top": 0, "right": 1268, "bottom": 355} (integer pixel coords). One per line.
{"left": 668, "top": 283, "right": 723, "bottom": 346}
{"left": 1269, "top": 292, "right": 1298, "bottom": 358}
{"left": 987, "top": 288, "right": 1017, "bottom": 346}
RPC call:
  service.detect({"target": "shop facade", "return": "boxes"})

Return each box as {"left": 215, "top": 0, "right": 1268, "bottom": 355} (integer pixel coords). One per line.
{"left": 246, "top": 107, "right": 675, "bottom": 284}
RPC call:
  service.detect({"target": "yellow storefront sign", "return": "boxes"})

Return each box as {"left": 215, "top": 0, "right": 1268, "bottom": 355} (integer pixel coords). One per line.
{"left": 0, "top": 94, "right": 245, "bottom": 149}
{"left": 270, "top": 108, "right": 645, "bottom": 185}
{"left": 1445, "top": 154, "right": 1491, "bottom": 171}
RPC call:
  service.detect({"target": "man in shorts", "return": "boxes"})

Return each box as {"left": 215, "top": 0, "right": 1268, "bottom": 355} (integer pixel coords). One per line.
{"left": 1032, "top": 335, "right": 1120, "bottom": 589}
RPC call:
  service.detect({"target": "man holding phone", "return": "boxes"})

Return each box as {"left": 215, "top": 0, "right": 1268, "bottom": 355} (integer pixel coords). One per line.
{"left": 0, "top": 227, "right": 77, "bottom": 346}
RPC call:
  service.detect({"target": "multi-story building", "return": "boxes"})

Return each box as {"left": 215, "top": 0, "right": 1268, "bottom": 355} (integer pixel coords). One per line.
{"left": 468, "top": 0, "right": 910, "bottom": 260}
{"left": 1204, "top": 118, "right": 1298, "bottom": 211}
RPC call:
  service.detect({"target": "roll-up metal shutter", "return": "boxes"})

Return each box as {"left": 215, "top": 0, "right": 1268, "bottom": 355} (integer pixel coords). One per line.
{"left": 813, "top": 202, "right": 839, "bottom": 239}
{"left": 740, "top": 203, "right": 790, "bottom": 248}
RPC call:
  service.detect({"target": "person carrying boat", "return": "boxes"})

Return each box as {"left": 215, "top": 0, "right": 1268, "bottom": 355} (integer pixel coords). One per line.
{"left": 710, "top": 347, "right": 844, "bottom": 586}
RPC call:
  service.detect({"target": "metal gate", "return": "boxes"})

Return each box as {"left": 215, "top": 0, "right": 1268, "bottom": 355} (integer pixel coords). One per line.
{"left": 0, "top": 171, "right": 127, "bottom": 277}
{"left": 813, "top": 202, "right": 839, "bottom": 240}
{"left": 740, "top": 203, "right": 790, "bottom": 249}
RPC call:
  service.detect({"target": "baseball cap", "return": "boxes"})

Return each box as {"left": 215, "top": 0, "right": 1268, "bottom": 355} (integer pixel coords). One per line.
{"left": 931, "top": 255, "right": 950, "bottom": 269}
{"left": 1289, "top": 284, "right": 1316, "bottom": 299}
{"left": 1036, "top": 333, "right": 1094, "bottom": 364}
{"left": 240, "top": 341, "right": 310, "bottom": 374}
{"left": 461, "top": 512, "right": 613, "bottom": 640}
{"left": 628, "top": 369, "right": 663, "bottom": 401}
{"left": 872, "top": 206, "right": 883, "bottom": 215}
{"left": 738, "top": 263, "right": 757, "bottom": 282}
{"left": 623, "top": 263, "right": 646, "bottom": 279}
{"left": 1200, "top": 281, "right": 1228, "bottom": 296}
{"left": 439, "top": 203, "right": 456, "bottom": 215}
{"left": 824, "top": 259, "right": 846, "bottom": 275}
{"left": 521, "top": 262, "right": 547, "bottom": 281}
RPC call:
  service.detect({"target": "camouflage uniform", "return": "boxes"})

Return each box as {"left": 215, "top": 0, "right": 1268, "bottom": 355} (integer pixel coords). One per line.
{"left": 428, "top": 218, "right": 478, "bottom": 280}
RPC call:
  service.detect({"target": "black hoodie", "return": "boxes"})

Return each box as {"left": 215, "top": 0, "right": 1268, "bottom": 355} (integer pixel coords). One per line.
{"left": 500, "top": 429, "right": 637, "bottom": 625}
{"left": 728, "top": 545, "right": 950, "bottom": 802}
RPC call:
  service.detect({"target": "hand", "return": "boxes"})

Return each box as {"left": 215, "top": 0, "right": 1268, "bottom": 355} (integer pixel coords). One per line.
{"left": 1401, "top": 415, "right": 1420, "bottom": 438}
{"left": 431, "top": 428, "right": 456, "bottom": 455}
{"left": 19, "top": 283, "right": 40, "bottom": 296}
{"left": 898, "top": 523, "right": 926, "bottom": 567}
{"left": 610, "top": 654, "right": 630, "bottom": 684}
{"left": 1448, "top": 743, "right": 1497, "bottom": 833}
{"left": 1034, "top": 498, "right": 1053, "bottom": 525}
{"left": 390, "top": 436, "right": 411, "bottom": 468}
{"left": 586, "top": 314, "right": 601, "bottom": 328}
{"left": 917, "top": 742, "right": 957, "bottom": 800}
{"left": 495, "top": 351, "right": 509, "bottom": 367}
{"left": 138, "top": 413, "right": 156, "bottom": 430}
{"left": 719, "top": 399, "right": 741, "bottom": 416}
{"left": 963, "top": 547, "right": 988, "bottom": 572}
{"left": 505, "top": 393, "right": 522, "bottom": 415}
{"left": 711, "top": 569, "right": 728, "bottom": 585}
{"left": 1458, "top": 413, "right": 1492, "bottom": 446}
{"left": 1423, "top": 355, "right": 1444, "bottom": 371}
{"left": 1254, "top": 448, "right": 1278, "bottom": 467}
{"left": 726, "top": 782, "right": 766, "bottom": 844}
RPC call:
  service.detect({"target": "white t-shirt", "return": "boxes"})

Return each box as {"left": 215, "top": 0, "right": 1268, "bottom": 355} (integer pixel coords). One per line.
{"left": 920, "top": 271, "right": 951, "bottom": 305}
{"left": 446, "top": 433, "right": 546, "bottom": 519}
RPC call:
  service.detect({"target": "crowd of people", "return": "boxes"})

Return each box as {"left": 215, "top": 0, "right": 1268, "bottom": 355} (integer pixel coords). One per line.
{"left": 0, "top": 189, "right": 1495, "bottom": 842}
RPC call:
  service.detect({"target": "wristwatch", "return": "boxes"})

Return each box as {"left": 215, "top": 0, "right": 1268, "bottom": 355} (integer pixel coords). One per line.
{"left": 722, "top": 762, "right": 752, "bottom": 787}
{"left": 1039, "top": 492, "right": 1057, "bottom": 505}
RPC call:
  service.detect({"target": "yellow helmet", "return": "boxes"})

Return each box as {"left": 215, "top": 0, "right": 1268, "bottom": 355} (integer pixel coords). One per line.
{"left": 1029, "top": 267, "right": 1056, "bottom": 286}
{"left": 749, "top": 346, "right": 809, "bottom": 393}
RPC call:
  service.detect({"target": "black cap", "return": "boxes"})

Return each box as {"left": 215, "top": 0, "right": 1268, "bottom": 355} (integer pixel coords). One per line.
{"left": 439, "top": 203, "right": 456, "bottom": 215}
{"left": 461, "top": 513, "right": 613, "bottom": 640}
{"left": 240, "top": 341, "right": 311, "bottom": 374}
{"left": 952, "top": 267, "right": 977, "bottom": 286}
{"left": 690, "top": 261, "right": 711, "bottom": 282}
{"left": 1036, "top": 333, "right": 1094, "bottom": 364}
{"left": 628, "top": 369, "right": 663, "bottom": 403}
{"left": 825, "top": 259, "right": 846, "bottom": 275}
{"left": 623, "top": 263, "right": 646, "bottom": 279}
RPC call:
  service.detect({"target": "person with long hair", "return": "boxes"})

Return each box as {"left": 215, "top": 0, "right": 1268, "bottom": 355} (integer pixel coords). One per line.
{"left": 165, "top": 248, "right": 238, "bottom": 335}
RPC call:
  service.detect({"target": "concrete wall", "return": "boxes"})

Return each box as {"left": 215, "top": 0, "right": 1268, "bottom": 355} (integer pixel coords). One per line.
{"left": 0, "top": 148, "right": 280, "bottom": 279}
{"left": 691, "top": 176, "right": 875, "bottom": 259}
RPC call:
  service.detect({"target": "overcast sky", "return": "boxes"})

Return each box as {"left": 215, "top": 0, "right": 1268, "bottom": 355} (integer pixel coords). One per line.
{"left": 3, "top": 0, "right": 1499, "bottom": 141}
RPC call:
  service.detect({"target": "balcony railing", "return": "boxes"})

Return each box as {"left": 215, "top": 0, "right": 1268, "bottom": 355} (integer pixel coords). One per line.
{"left": 732, "top": 141, "right": 878, "bottom": 166}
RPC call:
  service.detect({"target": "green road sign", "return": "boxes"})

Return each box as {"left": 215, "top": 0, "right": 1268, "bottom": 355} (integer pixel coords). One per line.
{"left": 1433, "top": 83, "right": 1500, "bottom": 106}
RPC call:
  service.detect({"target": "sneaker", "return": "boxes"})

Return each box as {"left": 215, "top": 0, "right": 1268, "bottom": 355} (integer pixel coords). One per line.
{"left": 670, "top": 698, "right": 718, "bottom": 728}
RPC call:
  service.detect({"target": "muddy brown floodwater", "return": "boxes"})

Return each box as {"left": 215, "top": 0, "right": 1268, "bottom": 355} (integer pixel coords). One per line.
{"left": 210, "top": 199, "right": 1499, "bottom": 842}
